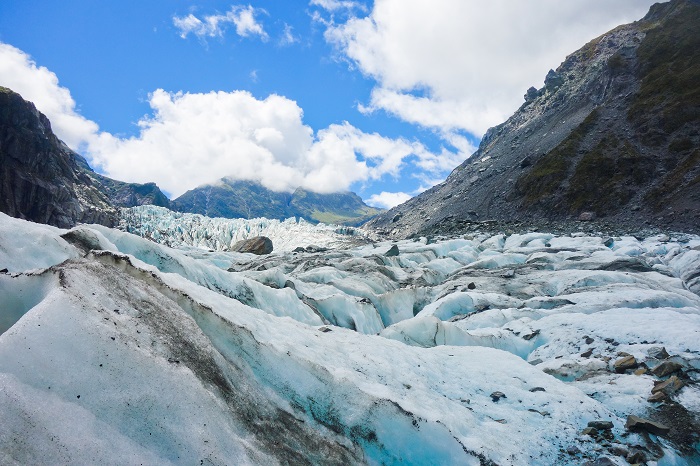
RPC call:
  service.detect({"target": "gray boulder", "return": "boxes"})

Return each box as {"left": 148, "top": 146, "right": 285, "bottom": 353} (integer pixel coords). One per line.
{"left": 232, "top": 236, "right": 273, "bottom": 255}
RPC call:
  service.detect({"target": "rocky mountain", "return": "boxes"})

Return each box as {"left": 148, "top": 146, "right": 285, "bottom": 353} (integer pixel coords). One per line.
{"left": 172, "top": 177, "right": 383, "bottom": 225}
{"left": 0, "top": 87, "right": 171, "bottom": 227}
{"left": 0, "top": 86, "right": 117, "bottom": 228}
{"left": 87, "top": 172, "right": 170, "bottom": 209}
{"left": 367, "top": 0, "right": 700, "bottom": 238}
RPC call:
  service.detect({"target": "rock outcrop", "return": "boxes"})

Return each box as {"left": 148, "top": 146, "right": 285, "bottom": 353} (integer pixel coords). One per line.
{"left": 367, "top": 0, "right": 700, "bottom": 238}
{"left": 0, "top": 87, "right": 117, "bottom": 227}
{"left": 88, "top": 173, "right": 171, "bottom": 209}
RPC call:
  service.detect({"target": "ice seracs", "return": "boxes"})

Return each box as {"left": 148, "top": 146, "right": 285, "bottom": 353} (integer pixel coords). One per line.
{"left": 118, "top": 205, "right": 368, "bottom": 252}
{"left": 1, "top": 212, "right": 699, "bottom": 464}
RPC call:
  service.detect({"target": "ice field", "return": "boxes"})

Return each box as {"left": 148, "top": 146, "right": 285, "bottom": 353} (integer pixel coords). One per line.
{"left": 1, "top": 211, "right": 699, "bottom": 464}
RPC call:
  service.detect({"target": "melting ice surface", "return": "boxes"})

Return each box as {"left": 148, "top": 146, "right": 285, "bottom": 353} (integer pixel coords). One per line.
{"left": 1, "top": 211, "right": 700, "bottom": 465}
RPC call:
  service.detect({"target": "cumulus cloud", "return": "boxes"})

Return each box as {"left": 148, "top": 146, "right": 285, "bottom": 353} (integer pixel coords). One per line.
{"left": 88, "top": 91, "right": 446, "bottom": 197}
{"left": 173, "top": 5, "right": 268, "bottom": 41}
{"left": 366, "top": 191, "right": 411, "bottom": 209}
{"left": 325, "top": 0, "right": 659, "bottom": 136}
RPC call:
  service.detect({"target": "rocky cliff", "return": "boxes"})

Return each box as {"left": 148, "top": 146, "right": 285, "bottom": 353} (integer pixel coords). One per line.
{"left": 367, "top": 0, "right": 700, "bottom": 238}
{"left": 0, "top": 87, "right": 117, "bottom": 228}
{"left": 87, "top": 172, "right": 171, "bottom": 209}
{"left": 173, "top": 178, "right": 383, "bottom": 225}
{"left": 0, "top": 87, "right": 172, "bottom": 227}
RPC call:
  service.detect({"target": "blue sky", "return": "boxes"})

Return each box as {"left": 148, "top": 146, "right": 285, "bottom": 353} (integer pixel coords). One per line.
{"left": 0, "top": 1, "right": 659, "bottom": 207}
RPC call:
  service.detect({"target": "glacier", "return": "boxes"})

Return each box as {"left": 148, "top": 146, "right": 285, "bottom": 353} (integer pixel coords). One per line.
{"left": 118, "top": 205, "right": 368, "bottom": 252}
{"left": 1, "top": 211, "right": 700, "bottom": 465}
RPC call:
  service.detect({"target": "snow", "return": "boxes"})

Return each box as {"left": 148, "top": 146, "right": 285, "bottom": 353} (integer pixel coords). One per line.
{"left": 1, "top": 212, "right": 700, "bottom": 464}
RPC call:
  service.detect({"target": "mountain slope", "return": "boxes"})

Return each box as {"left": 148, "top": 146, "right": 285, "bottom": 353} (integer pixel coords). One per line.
{"left": 172, "top": 178, "right": 383, "bottom": 225}
{"left": 69, "top": 152, "right": 171, "bottom": 209}
{"left": 88, "top": 173, "right": 171, "bottom": 209}
{"left": 0, "top": 87, "right": 171, "bottom": 227}
{"left": 0, "top": 86, "right": 117, "bottom": 227}
{"left": 367, "top": 0, "right": 700, "bottom": 238}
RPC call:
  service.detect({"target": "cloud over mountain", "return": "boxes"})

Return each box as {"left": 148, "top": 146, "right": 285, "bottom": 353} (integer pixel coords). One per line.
{"left": 0, "top": 42, "right": 453, "bottom": 197}
{"left": 323, "top": 0, "right": 657, "bottom": 136}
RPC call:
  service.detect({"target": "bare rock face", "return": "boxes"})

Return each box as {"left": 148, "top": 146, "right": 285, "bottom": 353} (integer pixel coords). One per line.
{"left": 87, "top": 172, "right": 171, "bottom": 209}
{"left": 367, "top": 0, "right": 700, "bottom": 238}
{"left": 0, "top": 87, "right": 117, "bottom": 227}
{"left": 231, "top": 236, "right": 273, "bottom": 255}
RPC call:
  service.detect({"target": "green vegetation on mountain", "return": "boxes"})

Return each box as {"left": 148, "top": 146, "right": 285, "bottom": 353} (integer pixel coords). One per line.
{"left": 515, "top": 0, "right": 700, "bottom": 219}
{"left": 630, "top": 0, "right": 700, "bottom": 136}
{"left": 516, "top": 109, "right": 600, "bottom": 208}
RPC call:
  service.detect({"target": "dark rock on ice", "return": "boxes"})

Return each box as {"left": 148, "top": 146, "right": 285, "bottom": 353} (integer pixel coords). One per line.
{"left": 625, "top": 415, "right": 670, "bottom": 436}
{"left": 651, "top": 361, "right": 682, "bottom": 378}
{"left": 613, "top": 355, "right": 638, "bottom": 373}
{"left": 232, "top": 236, "right": 273, "bottom": 255}
{"left": 587, "top": 420, "right": 614, "bottom": 430}
{"left": 651, "top": 375, "right": 684, "bottom": 396}
{"left": 582, "top": 457, "right": 616, "bottom": 466}
{"left": 647, "top": 347, "right": 670, "bottom": 360}
{"left": 627, "top": 450, "right": 647, "bottom": 464}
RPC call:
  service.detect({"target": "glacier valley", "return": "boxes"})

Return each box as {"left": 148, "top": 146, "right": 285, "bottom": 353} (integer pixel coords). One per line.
{"left": 1, "top": 211, "right": 699, "bottom": 465}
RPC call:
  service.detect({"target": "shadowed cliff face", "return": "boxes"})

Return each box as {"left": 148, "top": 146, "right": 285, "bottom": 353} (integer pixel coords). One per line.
{"left": 0, "top": 87, "right": 117, "bottom": 228}
{"left": 0, "top": 87, "right": 172, "bottom": 227}
{"left": 367, "top": 0, "right": 700, "bottom": 238}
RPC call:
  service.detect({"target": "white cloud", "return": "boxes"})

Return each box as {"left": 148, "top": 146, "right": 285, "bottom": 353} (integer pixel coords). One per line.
{"left": 173, "top": 14, "right": 204, "bottom": 39}
{"left": 279, "top": 23, "right": 298, "bottom": 46}
{"left": 310, "top": 0, "right": 367, "bottom": 12}
{"left": 173, "top": 5, "right": 268, "bottom": 41}
{"left": 366, "top": 191, "right": 411, "bottom": 209}
{"left": 87, "top": 91, "right": 448, "bottom": 197}
{"left": 232, "top": 6, "right": 267, "bottom": 38}
{"left": 326, "top": 0, "right": 660, "bottom": 136}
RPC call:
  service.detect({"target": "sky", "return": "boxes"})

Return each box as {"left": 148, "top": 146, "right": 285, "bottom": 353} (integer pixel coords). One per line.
{"left": 0, "top": 1, "right": 660, "bottom": 208}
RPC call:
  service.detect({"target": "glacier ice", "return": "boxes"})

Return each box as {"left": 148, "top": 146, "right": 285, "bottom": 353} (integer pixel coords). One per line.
{"left": 1, "top": 211, "right": 700, "bottom": 464}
